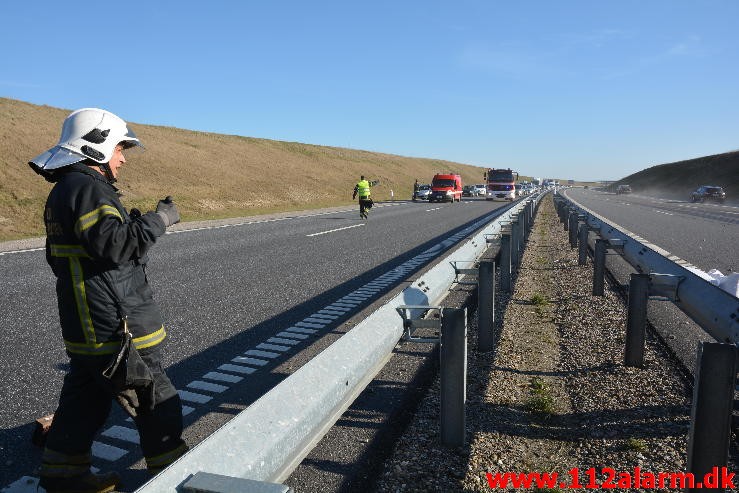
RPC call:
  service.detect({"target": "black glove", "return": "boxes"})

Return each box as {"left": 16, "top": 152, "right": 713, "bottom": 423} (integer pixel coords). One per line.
{"left": 156, "top": 196, "right": 180, "bottom": 227}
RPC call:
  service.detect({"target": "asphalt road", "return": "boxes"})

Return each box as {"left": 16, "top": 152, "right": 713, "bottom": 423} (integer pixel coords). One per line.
{"left": 562, "top": 187, "right": 739, "bottom": 375}
{"left": 0, "top": 197, "right": 513, "bottom": 491}
{"left": 564, "top": 188, "right": 739, "bottom": 274}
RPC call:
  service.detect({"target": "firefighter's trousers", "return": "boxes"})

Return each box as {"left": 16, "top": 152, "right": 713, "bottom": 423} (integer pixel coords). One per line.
{"left": 41, "top": 346, "right": 188, "bottom": 479}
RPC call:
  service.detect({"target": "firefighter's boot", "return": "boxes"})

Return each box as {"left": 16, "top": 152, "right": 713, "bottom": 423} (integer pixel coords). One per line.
{"left": 39, "top": 471, "right": 120, "bottom": 493}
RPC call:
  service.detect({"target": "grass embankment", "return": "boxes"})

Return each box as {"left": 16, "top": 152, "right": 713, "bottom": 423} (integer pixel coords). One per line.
{"left": 0, "top": 98, "right": 490, "bottom": 241}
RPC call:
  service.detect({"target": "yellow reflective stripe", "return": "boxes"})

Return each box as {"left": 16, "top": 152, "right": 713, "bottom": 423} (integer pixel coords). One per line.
{"left": 69, "top": 257, "right": 96, "bottom": 345}
{"left": 145, "top": 442, "right": 189, "bottom": 469}
{"left": 64, "top": 326, "right": 166, "bottom": 355}
{"left": 133, "top": 326, "right": 167, "bottom": 350}
{"left": 49, "top": 244, "right": 91, "bottom": 258}
{"left": 75, "top": 204, "right": 122, "bottom": 235}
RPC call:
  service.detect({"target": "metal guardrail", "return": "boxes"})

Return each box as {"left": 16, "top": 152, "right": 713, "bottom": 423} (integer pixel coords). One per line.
{"left": 136, "top": 194, "right": 543, "bottom": 492}
{"left": 555, "top": 189, "right": 739, "bottom": 482}
{"left": 556, "top": 190, "right": 739, "bottom": 345}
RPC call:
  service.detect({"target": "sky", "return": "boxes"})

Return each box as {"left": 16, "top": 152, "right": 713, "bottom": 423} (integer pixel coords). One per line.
{"left": 2, "top": 1, "right": 738, "bottom": 181}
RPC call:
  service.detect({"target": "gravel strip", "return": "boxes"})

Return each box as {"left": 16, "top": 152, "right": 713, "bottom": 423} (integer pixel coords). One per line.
{"left": 375, "top": 196, "right": 736, "bottom": 492}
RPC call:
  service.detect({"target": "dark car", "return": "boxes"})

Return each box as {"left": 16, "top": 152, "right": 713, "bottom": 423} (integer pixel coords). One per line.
{"left": 690, "top": 185, "right": 726, "bottom": 203}
{"left": 616, "top": 184, "right": 632, "bottom": 194}
{"left": 462, "top": 185, "right": 475, "bottom": 197}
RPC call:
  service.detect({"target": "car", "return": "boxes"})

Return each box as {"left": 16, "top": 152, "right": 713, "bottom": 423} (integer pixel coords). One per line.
{"left": 415, "top": 184, "right": 431, "bottom": 200}
{"left": 474, "top": 184, "right": 487, "bottom": 196}
{"left": 690, "top": 185, "right": 726, "bottom": 203}
{"left": 462, "top": 185, "right": 475, "bottom": 197}
{"left": 616, "top": 184, "right": 632, "bottom": 194}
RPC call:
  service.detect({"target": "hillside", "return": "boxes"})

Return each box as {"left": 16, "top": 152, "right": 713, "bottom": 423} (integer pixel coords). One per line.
{"left": 612, "top": 150, "right": 739, "bottom": 201}
{"left": 0, "top": 98, "right": 491, "bottom": 241}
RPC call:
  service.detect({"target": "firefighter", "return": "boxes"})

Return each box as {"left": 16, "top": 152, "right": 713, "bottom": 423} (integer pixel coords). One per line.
{"left": 29, "top": 108, "right": 188, "bottom": 493}
{"left": 412, "top": 179, "right": 419, "bottom": 201}
{"left": 352, "top": 175, "right": 373, "bottom": 219}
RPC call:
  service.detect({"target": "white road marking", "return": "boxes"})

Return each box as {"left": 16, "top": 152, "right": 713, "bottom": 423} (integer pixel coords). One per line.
{"left": 276, "top": 331, "right": 309, "bottom": 340}
{"left": 286, "top": 326, "right": 317, "bottom": 335}
{"left": 218, "top": 363, "right": 257, "bottom": 374}
{"left": 306, "top": 224, "right": 365, "bottom": 237}
{"left": 267, "top": 337, "right": 301, "bottom": 346}
{"left": 1, "top": 476, "right": 40, "bottom": 492}
{"left": 178, "top": 390, "right": 213, "bottom": 404}
{"left": 297, "top": 321, "right": 325, "bottom": 329}
{"left": 203, "top": 371, "right": 243, "bottom": 383}
{"left": 102, "top": 425, "right": 140, "bottom": 444}
{"left": 92, "top": 441, "right": 129, "bottom": 461}
{"left": 233, "top": 356, "right": 269, "bottom": 366}
{"left": 244, "top": 349, "right": 280, "bottom": 359}
{"left": 187, "top": 380, "right": 229, "bottom": 393}
{"left": 256, "top": 343, "right": 290, "bottom": 352}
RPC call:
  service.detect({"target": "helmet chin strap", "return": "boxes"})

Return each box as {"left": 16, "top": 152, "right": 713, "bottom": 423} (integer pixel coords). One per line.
{"left": 98, "top": 162, "right": 117, "bottom": 183}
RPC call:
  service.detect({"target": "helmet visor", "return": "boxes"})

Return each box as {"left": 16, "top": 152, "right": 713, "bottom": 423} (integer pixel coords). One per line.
{"left": 120, "top": 126, "right": 145, "bottom": 150}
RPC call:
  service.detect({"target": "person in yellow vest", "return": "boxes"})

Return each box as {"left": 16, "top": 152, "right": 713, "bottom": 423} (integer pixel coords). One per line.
{"left": 352, "top": 175, "right": 373, "bottom": 219}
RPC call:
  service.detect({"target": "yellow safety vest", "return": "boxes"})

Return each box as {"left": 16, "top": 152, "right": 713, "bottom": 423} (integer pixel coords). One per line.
{"left": 356, "top": 180, "right": 371, "bottom": 198}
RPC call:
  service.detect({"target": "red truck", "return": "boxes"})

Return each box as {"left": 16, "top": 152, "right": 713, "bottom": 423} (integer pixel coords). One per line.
{"left": 429, "top": 173, "right": 463, "bottom": 203}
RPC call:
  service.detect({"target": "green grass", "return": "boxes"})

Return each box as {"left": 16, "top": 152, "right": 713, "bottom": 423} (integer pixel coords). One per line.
{"left": 526, "top": 377, "right": 555, "bottom": 415}
{"left": 531, "top": 293, "right": 550, "bottom": 306}
{"left": 626, "top": 438, "right": 647, "bottom": 452}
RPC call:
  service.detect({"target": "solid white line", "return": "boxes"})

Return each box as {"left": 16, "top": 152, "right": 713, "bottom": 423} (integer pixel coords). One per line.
{"left": 0, "top": 247, "right": 44, "bottom": 256}
{"left": 306, "top": 224, "right": 365, "bottom": 237}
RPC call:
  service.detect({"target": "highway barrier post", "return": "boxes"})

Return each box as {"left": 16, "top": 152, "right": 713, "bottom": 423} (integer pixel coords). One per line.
{"left": 440, "top": 307, "right": 467, "bottom": 447}
{"left": 477, "top": 260, "right": 495, "bottom": 352}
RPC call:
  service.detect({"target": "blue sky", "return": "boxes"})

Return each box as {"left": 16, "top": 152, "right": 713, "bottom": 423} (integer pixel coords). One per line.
{"left": 2, "top": 1, "right": 738, "bottom": 181}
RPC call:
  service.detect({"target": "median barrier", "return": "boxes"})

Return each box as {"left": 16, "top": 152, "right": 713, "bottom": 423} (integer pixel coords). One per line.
{"left": 135, "top": 195, "right": 544, "bottom": 492}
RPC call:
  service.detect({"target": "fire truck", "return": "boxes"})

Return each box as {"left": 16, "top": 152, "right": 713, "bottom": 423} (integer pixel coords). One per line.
{"left": 484, "top": 168, "right": 518, "bottom": 201}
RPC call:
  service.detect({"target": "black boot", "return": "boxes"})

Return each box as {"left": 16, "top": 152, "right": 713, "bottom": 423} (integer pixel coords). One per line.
{"left": 39, "top": 471, "right": 120, "bottom": 493}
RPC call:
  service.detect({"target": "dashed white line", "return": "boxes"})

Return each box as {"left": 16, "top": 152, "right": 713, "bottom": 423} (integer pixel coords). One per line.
{"left": 92, "top": 441, "right": 128, "bottom": 461}
{"left": 218, "top": 363, "right": 257, "bottom": 374}
{"left": 232, "top": 356, "right": 269, "bottom": 366}
{"left": 203, "top": 371, "right": 243, "bottom": 383}
{"left": 267, "top": 337, "right": 301, "bottom": 346}
{"left": 244, "top": 349, "right": 280, "bottom": 359}
{"left": 187, "top": 380, "right": 229, "bottom": 393}
{"left": 286, "top": 327, "right": 317, "bottom": 335}
{"left": 178, "top": 390, "right": 213, "bottom": 404}
{"left": 102, "top": 425, "right": 140, "bottom": 444}
{"left": 306, "top": 224, "right": 365, "bottom": 237}
{"left": 276, "top": 331, "right": 309, "bottom": 340}
{"left": 256, "top": 343, "right": 290, "bottom": 352}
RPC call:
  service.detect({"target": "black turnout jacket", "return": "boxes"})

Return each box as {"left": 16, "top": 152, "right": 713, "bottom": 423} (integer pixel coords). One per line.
{"left": 44, "top": 164, "right": 168, "bottom": 356}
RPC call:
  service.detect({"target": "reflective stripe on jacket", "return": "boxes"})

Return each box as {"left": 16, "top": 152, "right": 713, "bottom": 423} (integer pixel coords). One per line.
{"left": 44, "top": 164, "right": 168, "bottom": 355}
{"left": 356, "top": 180, "right": 371, "bottom": 199}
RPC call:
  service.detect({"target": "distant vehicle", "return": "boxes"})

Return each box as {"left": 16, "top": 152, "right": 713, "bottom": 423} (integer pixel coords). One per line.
{"left": 429, "top": 174, "right": 462, "bottom": 203}
{"left": 484, "top": 168, "right": 518, "bottom": 201}
{"left": 690, "top": 185, "right": 726, "bottom": 203}
{"left": 416, "top": 184, "right": 431, "bottom": 200}
{"left": 474, "top": 184, "right": 487, "bottom": 196}
{"left": 462, "top": 185, "right": 475, "bottom": 197}
{"left": 616, "top": 184, "right": 632, "bottom": 195}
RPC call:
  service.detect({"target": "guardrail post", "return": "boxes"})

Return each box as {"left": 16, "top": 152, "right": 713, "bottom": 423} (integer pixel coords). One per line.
{"left": 568, "top": 212, "right": 578, "bottom": 247}
{"left": 500, "top": 232, "right": 512, "bottom": 292}
{"left": 686, "top": 342, "right": 737, "bottom": 493}
{"left": 440, "top": 307, "right": 467, "bottom": 447}
{"left": 624, "top": 273, "right": 649, "bottom": 367}
{"left": 578, "top": 223, "right": 589, "bottom": 266}
{"left": 593, "top": 239, "right": 606, "bottom": 296}
{"left": 563, "top": 208, "right": 571, "bottom": 231}
{"left": 511, "top": 220, "right": 520, "bottom": 268}
{"left": 477, "top": 260, "right": 495, "bottom": 352}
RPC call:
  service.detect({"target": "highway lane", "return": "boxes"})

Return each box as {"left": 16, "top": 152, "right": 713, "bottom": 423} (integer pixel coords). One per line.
{"left": 564, "top": 188, "right": 739, "bottom": 274}
{"left": 0, "top": 197, "right": 511, "bottom": 490}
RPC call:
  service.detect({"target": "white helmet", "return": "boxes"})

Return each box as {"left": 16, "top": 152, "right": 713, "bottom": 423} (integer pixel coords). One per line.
{"left": 29, "top": 108, "right": 143, "bottom": 174}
